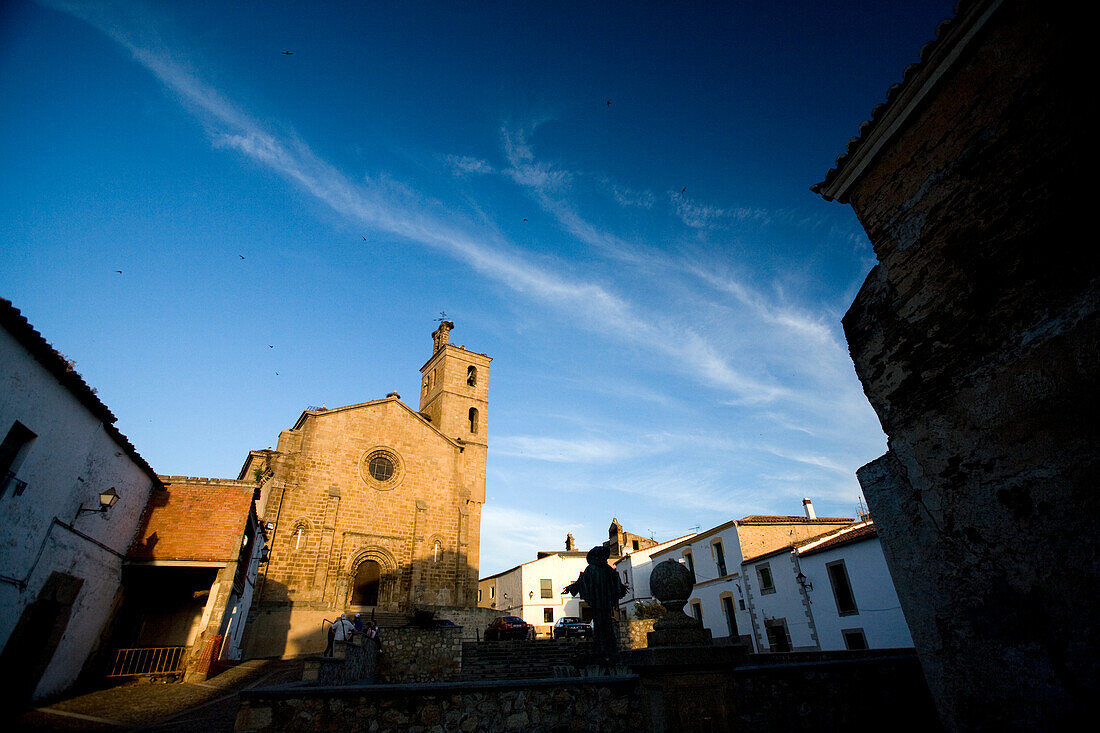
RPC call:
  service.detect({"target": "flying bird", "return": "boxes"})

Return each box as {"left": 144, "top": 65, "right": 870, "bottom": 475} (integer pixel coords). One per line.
{"left": 523, "top": 218, "right": 528, "bottom": 222}
{"left": 606, "top": 99, "right": 611, "bottom": 106}
{"left": 239, "top": 254, "right": 245, "bottom": 259}
{"left": 115, "top": 270, "right": 123, "bottom": 274}
{"left": 282, "top": 50, "right": 293, "bottom": 55}
{"left": 362, "top": 236, "right": 368, "bottom": 241}
{"left": 681, "top": 187, "right": 686, "bottom": 194}
{"left": 268, "top": 345, "right": 275, "bottom": 349}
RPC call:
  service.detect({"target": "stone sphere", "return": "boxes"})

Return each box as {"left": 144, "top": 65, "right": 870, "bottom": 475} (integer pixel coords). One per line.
{"left": 650, "top": 559, "right": 694, "bottom": 604}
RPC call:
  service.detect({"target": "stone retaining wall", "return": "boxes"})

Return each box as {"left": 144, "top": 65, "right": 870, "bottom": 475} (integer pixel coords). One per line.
{"left": 616, "top": 619, "right": 655, "bottom": 649}
{"left": 378, "top": 626, "right": 463, "bottom": 683}
{"left": 235, "top": 677, "right": 644, "bottom": 733}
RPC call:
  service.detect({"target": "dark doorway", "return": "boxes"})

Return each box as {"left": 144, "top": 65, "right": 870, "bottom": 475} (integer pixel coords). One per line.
{"left": 351, "top": 560, "right": 381, "bottom": 606}
{"left": 0, "top": 571, "right": 83, "bottom": 707}
{"left": 765, "top": 619, "right": 791, "bottom": 652}
{"left": 721, "top": 595, "right": 738, "bottom": 637}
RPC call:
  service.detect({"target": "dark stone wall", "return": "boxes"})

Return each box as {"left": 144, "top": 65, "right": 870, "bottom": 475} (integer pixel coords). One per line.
{"left": 841, "top": 1, "right": 1094, "bottom": 729}
{"left": 237, "top": 651, "right": 933, "bottom": 732}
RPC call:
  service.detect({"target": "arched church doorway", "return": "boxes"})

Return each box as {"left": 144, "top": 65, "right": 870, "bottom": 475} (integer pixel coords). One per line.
{"left": 351, "top": 560, "right": 381, "bottom": 606}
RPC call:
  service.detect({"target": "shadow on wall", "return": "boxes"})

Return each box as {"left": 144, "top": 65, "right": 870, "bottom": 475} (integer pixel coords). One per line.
{"left": 240, "top": 548, "right": 479, "bottom": 658}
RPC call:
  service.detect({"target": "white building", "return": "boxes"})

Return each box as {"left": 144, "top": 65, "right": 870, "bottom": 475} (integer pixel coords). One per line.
{"left": 615, "top": 533, "right": 696, "bottom": 617}
{"left": 0, "top": 298, "right": 161, "bottom": 703}
{"left": 793, "top": 522, "right": 914, "bottom": 651}
{"left": 478, "top": 550, "right": 590, "bottom": 635}
{"left": 741, "top": 520, "right": 914, "bottom": 652}
{"left": 648, "top": 502, "right": 855, "bottom": 650}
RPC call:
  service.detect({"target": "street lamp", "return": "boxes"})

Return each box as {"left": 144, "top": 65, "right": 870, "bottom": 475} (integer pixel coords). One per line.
{"left": 78, "top": 487, "right": 120, "bottom": 515}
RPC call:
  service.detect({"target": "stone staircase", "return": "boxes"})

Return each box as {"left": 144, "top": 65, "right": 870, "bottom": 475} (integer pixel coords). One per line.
{"left": 356, "top": 610, "right": 412, "bottom": 628}
{"left": 460, "top": 639, "right": 593, "bottom": 681}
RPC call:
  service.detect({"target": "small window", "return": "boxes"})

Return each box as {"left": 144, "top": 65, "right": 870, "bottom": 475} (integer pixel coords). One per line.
{"left": 490, "top": 586, "right": 495, "bottom": 599}
{"left": 469, "top": 407, "right": 479, "bottom": 434}
{"left": 684, "top": 551, "right": 695, "bottom": 580}
{"left": 0, "top": 421, "right": 36, "bottom": 498}
{"left": 368, "top": 454, "right": 395, "bottom": 482}
{"left": 540, "top": 578, "right": 553, "bottom": 599}
{"left": 738, "top": 598, "right": 746, "bottom": 611}
{"left": 467, "top": 366, "right": 477, "bottom": 386}
{"left": 432, "top": 540, "right": 442, "bottom": 562}
{"left": 543, "top": 608, "right": 554, "bottom": 623}
{"left": 843, "top": 628, "right": 868, "bottom": 650}
{"left": 713, "top": 540, "right": 727, "bottom": 576}
{"left": 690, "top": 601, "right": 702, "bottom": 622}
{"left": 632, "top": 539, "right": 640, "bottom": 551}
{"left": 478, "top": 589, "right": 482, "bottom": 602}
{"left": 757, "top": 564, "right": 775, "bottom": 594}
{"left": 293, "top": 525, "right": 307, "bottom": 550}
{"left": 827, "top": 560, "right": 858, "bottom": 615}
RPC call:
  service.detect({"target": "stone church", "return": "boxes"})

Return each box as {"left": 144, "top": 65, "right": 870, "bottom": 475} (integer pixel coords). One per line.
{"left": 240, "top": 321, "right": 490, "bottom": 657}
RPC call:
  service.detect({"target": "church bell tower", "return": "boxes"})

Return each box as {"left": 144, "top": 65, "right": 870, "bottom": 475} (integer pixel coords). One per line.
{"left": 419, "top": 320, "right": 491, "bottom": 454}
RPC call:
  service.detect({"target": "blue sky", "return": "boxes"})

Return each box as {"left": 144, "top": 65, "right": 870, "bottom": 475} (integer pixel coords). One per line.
{"left": 1, "top": 1, "right": 956, "bottom": 575}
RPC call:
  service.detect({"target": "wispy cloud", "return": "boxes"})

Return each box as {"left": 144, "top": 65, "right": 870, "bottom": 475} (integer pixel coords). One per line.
{"left": 494, "top": 435, "right": 649, "bottom": 463}
{"left": 445, "top": 154, "right": 495, "bottom": 176}
{"left": 51, "top": 4, "right": 783, "bottom": 406}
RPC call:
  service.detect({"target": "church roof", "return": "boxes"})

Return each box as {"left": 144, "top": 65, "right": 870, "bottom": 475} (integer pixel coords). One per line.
{"left": 290, "top": 395, "right": 466, "bottom": 449}
{"left": 128, "top": 479, "right": 255, "bottom": 563}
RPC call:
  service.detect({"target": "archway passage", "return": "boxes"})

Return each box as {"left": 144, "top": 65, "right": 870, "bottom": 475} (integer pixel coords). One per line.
{"left": 351, "top": 560, "right": 381, "bottom": 606}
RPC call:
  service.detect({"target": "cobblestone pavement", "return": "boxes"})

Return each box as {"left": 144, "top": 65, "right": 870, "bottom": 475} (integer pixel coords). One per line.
{"left": 15, "top": 658, "right": 304, "bottom": 732}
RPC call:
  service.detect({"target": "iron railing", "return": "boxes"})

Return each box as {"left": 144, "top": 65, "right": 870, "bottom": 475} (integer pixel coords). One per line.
{"left": 108, "top": 646, "right": 186, "bottom": 677}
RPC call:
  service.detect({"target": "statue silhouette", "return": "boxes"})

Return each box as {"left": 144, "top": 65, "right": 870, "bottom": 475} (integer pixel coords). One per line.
{"left": 565, "top": 545, "right": 628, "bottom": 663}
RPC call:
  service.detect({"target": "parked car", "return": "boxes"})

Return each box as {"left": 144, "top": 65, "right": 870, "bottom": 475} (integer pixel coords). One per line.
{"left": 484, "top": 616, "right": 532, "bottom": 641}
{"left": 553, "top": 617, "right": 592, "bottom": 639}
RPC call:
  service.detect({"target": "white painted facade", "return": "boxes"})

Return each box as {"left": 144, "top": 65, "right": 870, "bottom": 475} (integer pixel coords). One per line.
{"left": 742, "top": 549, "right": 817, "bottom": 652}
{"left": 615, "top": 533, "right": 695, "bottom": 617}
{"left": 0, "top": 307, "right": 160, "bottom": 701}
{"left": 479, "top": 551, "right": 590, "bottom": 634}
{"left": 650, "top": 522, "right": 754, "bottom": 647}
{"left": 797, "top": 529, "right": 914, "bottom": 651}
{"left": 741, "top": 522, "right": 915, "bottom": 652}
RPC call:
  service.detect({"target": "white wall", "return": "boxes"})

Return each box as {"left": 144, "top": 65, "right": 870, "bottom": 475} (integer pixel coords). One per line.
{"left": 616, "top": 533, "right": 696, "bottom": 617}
{"left": 0, "top": 327, "right": 157, "bottom": 699}
{"left": 517, "top": 554, "right": 588, "bottom": 628}
{"left": 651, "top": 524, "right": 752, "bottom": 645}
{"left": 798, "top": 537, "right": 914, "bottom": 651}
{"left": 742, "top": 552, "right": 817, "bottom": 652}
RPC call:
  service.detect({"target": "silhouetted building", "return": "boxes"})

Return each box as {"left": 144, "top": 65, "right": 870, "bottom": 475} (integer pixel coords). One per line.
{"left": 814, "top": 0, "right": 1091, "bottom": 728}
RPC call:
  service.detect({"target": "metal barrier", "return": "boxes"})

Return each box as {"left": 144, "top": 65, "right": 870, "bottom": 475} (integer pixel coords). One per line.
{"left": 107, "top": 646, "right": 186, "bottom": 677}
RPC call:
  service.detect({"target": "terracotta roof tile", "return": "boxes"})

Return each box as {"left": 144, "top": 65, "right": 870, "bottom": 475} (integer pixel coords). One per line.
{"left": 798, "top": 522, "right": 878, "bottom": 557}
{"left": 128, "top": 481, "right": 253, "bottom": 562}
{"left": 737, "top": 515, "right": 853, "bottom": 524}
{"left": 812, "top": 1, "right": 986, "bottom": 202}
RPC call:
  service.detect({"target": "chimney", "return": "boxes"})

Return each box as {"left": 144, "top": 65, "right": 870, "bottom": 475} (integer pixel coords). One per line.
{"left": 803, "top": 498, "right": 816, "bottom": 519}
{"left": 566, "top": 533, "right": 575, "bottom": 551}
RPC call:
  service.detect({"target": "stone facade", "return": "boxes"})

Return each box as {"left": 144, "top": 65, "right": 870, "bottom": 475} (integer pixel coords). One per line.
{"left": 237, "top": 322, "right": 491, "bottom": 658}
{"left": 814, "top": 1, "right": 1091, "bottom": 729}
